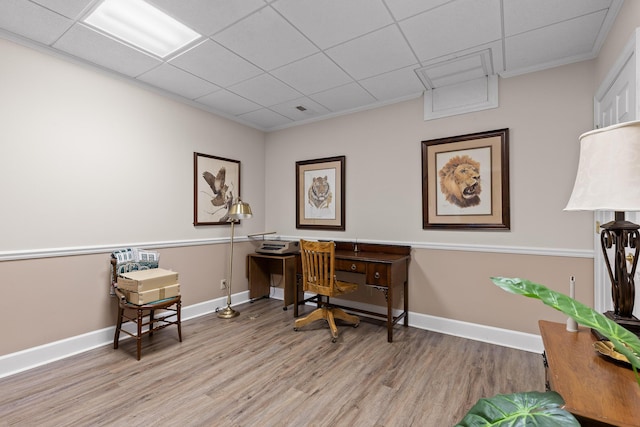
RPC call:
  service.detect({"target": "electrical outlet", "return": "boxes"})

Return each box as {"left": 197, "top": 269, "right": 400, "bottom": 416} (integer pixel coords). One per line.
{"left": 220, "top": 279, "right": 227, "bottom": 290}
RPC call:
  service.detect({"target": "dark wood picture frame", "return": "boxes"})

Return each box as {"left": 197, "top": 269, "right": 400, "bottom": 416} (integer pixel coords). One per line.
{"left": 193, "top": 152, "right": 241, "bottom": 226}
{"left": 422, "top": 129, "right": 510, "bottom": 230}
{"left": 296, "top": 156, "right": 346, "bottom": 230}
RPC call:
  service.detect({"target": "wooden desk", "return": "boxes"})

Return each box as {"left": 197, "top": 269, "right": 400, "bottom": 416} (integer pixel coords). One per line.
{"left": 247, "top": 253, "right": 298, "bottom": 310}
{"left": 299, "top": 242, "right": 410, "bottom": 343}
{"left": 247, "top": 242, "right": 411, "bottom": 342}
{"left": 539, "top": 320, "right": 640, "bottom": 427}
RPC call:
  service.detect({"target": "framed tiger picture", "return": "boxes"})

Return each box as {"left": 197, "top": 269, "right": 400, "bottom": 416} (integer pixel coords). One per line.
{"left": 296, "top": 156, "right": 345, "bottom": 230}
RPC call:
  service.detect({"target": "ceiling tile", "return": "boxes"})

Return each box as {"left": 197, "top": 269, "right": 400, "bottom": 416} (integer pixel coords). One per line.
{"left": 384, "top": 0, "right": 450, "bottom": 21}
{"left": 196, "top": 90, "right": 262, "bottom": 116}
{"left": 229, "top": 73, "right": 301, "bottom": 107}
{"left": 213, "top": 6, "right": 317, "bottom": 71}
{"left": 53, "top": 24, "right": 161, "bottom": 77}
{"left": 238, "top": 108, "right": 292, "bottom": 129}
{"left": 0, "top": 0, "right": 72, "bottom": 45}
{"left": 505, "top": 11, "right": 606, "bottom": 72}
{"left": 147, "top": 0, "right": 266, "bottom": 36}
{"left": 272, "top": 0, "right": 392, "bottom": 49}
{"left": 31, "top": 0, "right": 94, "bottom": 19}
{"left": 326, "top": 25, "right": 417, "bottom": 80}
{"left": 269, "top": 97, "right": 331, "bottom": 121}
{"left": 310, "top": 82, "right": 376, "bottom": 112}
{"left": 359, "top": 64, "right": 424, "bottom": 101}
{"left": 0, "top": 0, "right": 623, "bottom": 130}
{"left": 137, "top": 64, "right": 219, "bottom": 100}
{"left": 270, "top": 53, "right": 352, "bottom": 95}
{"left": 503, "top": 0, "right": 613, "bottom": 37}
{"left": 170, "top": 39, "right": 262, "bottom": 87}
{"left": 400, "top": 0, "right": 502, "bottom": 62}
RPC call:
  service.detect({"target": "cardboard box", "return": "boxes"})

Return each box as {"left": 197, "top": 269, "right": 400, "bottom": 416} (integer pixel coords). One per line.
{"left": 121, "top": 283, "right": 180, "bottom": 305}
{"left": 117, "top": 268, "right": 178, "bottom": 292}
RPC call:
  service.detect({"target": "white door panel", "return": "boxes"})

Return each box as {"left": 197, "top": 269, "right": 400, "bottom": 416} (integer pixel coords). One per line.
{"left": 593, "top": 28, "right": 639, "bottom": 318}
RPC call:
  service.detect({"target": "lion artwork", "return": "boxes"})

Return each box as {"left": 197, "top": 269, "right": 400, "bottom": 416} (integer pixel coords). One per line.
{"left": 307, "top": 176, "right": 332, "bottom": 209}
{"left": 438, "top": 155, "right": 481, "bottom": 208}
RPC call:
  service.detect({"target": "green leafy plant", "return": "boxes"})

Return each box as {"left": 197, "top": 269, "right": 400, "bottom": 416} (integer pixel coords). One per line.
{"left": 491, "top": 277, "right": 640, "bottom": 378}
{"left": 457, "top": 391, "right": 579, "bottom": 426}
{"left": 456, "top": 277, "right": 640, "bottom": 426}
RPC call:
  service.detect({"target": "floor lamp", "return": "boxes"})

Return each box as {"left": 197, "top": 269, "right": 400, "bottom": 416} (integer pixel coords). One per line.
{"left": 217, "top": 198, "right": 253, "bottom": 319}
{"left": 565, "top": 120, "right": 640, "bottom": 335}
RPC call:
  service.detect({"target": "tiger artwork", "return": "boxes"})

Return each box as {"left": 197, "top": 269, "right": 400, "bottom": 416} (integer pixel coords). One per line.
{"left": 307, "top": 176, "right": 333, "bottom": 209}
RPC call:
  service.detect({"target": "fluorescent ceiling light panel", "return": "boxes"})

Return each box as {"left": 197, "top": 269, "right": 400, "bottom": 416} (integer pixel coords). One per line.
{"left": 84, "top": 0, "right": 201, "bottom": 58}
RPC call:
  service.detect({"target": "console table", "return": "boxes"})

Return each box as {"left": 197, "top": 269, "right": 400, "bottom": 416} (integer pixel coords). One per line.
{"left": 539, "top": 320, "right": 640, "bottom": 427}
{"left": 247, "top": 242, "right": 410, "bottom": 342}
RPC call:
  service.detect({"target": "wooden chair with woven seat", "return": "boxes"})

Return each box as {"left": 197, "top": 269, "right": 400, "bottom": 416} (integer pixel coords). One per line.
{"left": 111, "top": 257, "right": 182, "bottom": 360}
{"left": 113, "top": 288, "right": 182, "bottom": 360}
{"left": 294, "top": 239, "right": 359, "bottom": 342}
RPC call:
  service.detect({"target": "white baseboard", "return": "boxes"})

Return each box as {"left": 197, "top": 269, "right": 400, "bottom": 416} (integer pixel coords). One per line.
{"left": 0, "top": 289, "right": 541, "bottom": 379}
{"left": 408, "top": 312, "right": 543, "bottom": 354}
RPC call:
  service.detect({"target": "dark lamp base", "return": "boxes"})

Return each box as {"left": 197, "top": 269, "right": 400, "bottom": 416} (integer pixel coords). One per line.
{"left": 592, "top": 312, "right": 640, "bottom": 340}
{"left": 603, "top": 311, "right": 640, "bottom": 337}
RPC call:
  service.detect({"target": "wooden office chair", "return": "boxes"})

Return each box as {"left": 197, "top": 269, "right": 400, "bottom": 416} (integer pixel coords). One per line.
{"left": 294, "top": 239, "right": 359, "bottom": 342}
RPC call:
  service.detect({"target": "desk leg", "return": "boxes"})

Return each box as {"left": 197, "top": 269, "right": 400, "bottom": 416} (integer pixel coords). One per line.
{"left": 293, "top": 274, "right": 299, "bottom": 318}
{"left": 387, "top": 284, "right": 393, "bottom": 343}
{"left": 404, "top": 277, "right": 409, "bottom": 327}
{"left": 283, "top": 257, "right": 296, "bottom": 311}
{"left": 292, "top": 274, "right": 306, "bottom": 318}
{"left": 248, "top": 256, "right": 271, "bottom": 301}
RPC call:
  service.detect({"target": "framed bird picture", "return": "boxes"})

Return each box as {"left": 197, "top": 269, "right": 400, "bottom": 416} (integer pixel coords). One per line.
{"left": 193, "top": 152, "right": 241, "bottom": 226}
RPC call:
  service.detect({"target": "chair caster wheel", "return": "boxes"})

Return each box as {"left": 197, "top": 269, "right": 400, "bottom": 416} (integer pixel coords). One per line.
{"left": 332, "top": 338, "right": 337, "bottom": 343}
{"left": 293, "top": 327, "right": 298, "bottom": 331}
{"left": 283, "top": 307, "right": 288, "bottom": 311}
{"left": 353, "top": 323, "right": 360, "bottom": 328}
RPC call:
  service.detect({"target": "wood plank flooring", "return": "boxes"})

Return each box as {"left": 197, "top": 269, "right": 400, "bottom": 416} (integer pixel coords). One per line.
{"left": 0, "top": 299, "right": 544, "bottom": 426}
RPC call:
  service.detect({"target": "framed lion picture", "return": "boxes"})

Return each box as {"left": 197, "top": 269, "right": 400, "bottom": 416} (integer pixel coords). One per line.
{"left": 421, "top": 129, "right": 510, "bottom": 230}
{"left": 296, "top": 156, "right": 345, "bottom": 230}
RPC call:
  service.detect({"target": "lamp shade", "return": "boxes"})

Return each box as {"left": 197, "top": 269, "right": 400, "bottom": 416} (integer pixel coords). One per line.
{"left": 228, "top": 199, "right": 253, "bottom": 220}
{"left": 565, "top": 120, "right": 640, "bottom": 212}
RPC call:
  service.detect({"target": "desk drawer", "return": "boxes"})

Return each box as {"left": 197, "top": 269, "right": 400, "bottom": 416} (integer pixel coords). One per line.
{"left": 335, "top": 259, "right": 366, "bottom": 274}
{"left": 366, "top": 264, "right": 389, "bottom": 286}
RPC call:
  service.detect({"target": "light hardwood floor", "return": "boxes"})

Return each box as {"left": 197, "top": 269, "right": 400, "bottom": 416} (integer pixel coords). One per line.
{"left": 0, "top": 299, "right": 544, "bottom": 426}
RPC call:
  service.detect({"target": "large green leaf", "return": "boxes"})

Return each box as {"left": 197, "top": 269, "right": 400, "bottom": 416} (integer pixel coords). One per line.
{"left": 491, "top": 277, "right": 640, "bottom": 381}
{"left": 456, "top": 391, "right": 579, "bottom": 426}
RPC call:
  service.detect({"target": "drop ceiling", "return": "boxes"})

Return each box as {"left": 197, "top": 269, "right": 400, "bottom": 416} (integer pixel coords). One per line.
{"left": 0, "top": 0, "right": 623, "bottom": 131}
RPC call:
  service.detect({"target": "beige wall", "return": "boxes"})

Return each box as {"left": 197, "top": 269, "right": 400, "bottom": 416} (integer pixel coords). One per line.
{"left": 0, "top": 37, "right": 266, "bottom": 251}
{"left": 265, "top": 62, "right": 595, "bottom": 249}
{"left": 409, "top": 251, "right": 592, "bottom": 333}
{"left": 265, "top": 59, "right": 596, "bottom": 336}
{"left": 0, "top": 38, "right": 265, "bottom": 355}
{"left": 1, "top": 243, "right": 253, "bottom": 353}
